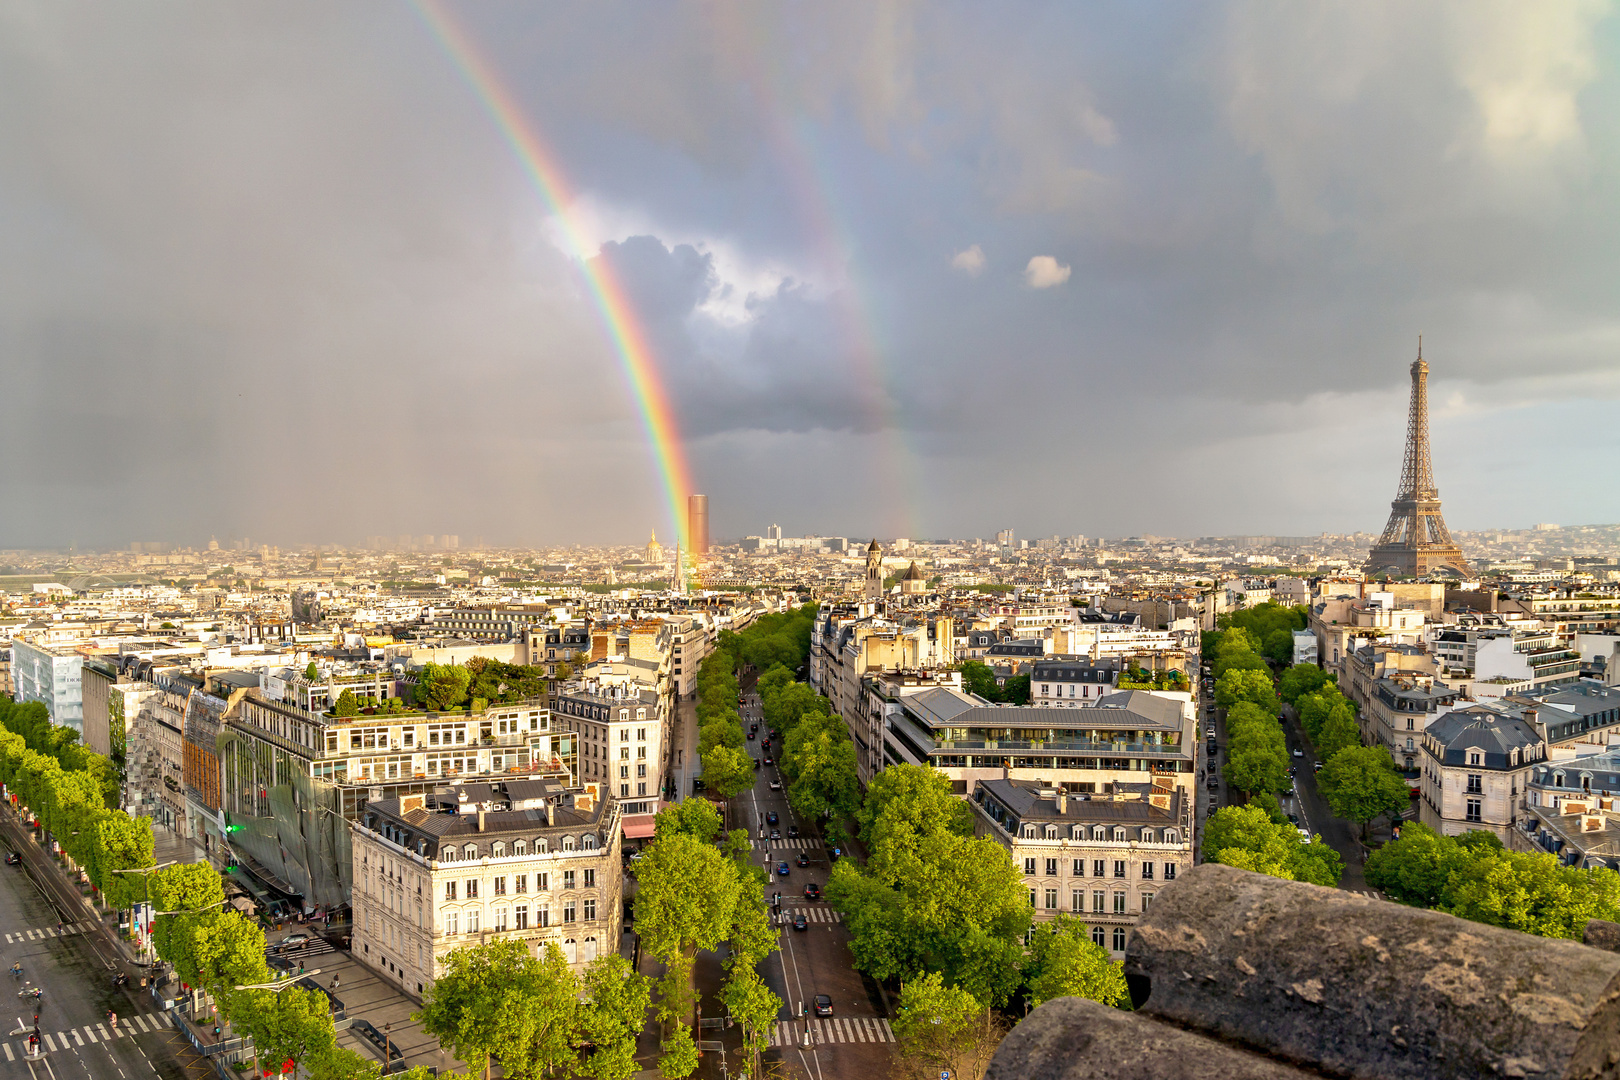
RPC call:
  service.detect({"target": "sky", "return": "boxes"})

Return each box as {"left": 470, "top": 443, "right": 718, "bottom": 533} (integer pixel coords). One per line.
{"left": 2, "top": 2, "right": 1618, "bottom": 550}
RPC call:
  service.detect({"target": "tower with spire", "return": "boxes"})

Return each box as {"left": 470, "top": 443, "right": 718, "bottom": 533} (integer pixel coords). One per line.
{"left": 864, "top": 539, "right": 884, "bottom": 602}
{"left": 1364, "top": 340, "right": 1470, "bottom": 579}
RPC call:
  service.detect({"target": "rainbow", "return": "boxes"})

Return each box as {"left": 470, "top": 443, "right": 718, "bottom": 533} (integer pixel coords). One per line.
{"left": 412, "top": 1, "right": 693, "bottom": 553}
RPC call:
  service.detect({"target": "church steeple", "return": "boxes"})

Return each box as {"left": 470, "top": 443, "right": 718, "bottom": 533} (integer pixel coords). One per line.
{"left": 864, "top": 539, "right": 884, "bottom": 602}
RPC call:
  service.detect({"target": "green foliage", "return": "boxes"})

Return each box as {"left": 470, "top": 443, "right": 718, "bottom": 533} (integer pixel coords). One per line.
{"left": 832, "top": 766, "right": 1030, "bottom": 1006}
{"left": 232, "top": 984, "right": 336, "bottom": 1076}
{"left": 1205, "top": 805, "right": 1343, "bottom": 886}
{"left": 890, "top": 971, "right": 1009, "bottom": 1080}
{"left": 700, "top": 743, "right": 754, "bottom": 800}
{"left": 1211, "top": 627, "right": 1270, "bottom": 679}
{"left": 1249, "top": 790, "right": 1288, "bottom": 824}
{"left": 1316, "top": 703, "right": 1362, "bottom": 761}
{"left": 331, "top": 689, "right": 360, "bottom": 718}
{"left": 463, "top": 656, "right": 550, "bottom": 704}
{"left": 576, "top": 955, "right": 653, "bottom": 1080}
{"left": 653, "top": 798, "right": 724, "bottom": 845}
{"left": 1023, "top": 914, "right": 1129, "bottom": 1008}
{"left": 1215, "top": 668, "right": 1279, "bottom": 714}
{"left": 411, "top": 663, "right": 471, "bottom": 711}
{"left": 657, "top": 1024, "right": 699, "bottom": 1079}
{"left": 1318, "top": 745, "right": 1409, "bottom": 837}
{"left": 1367, "top": 823, "right": 1620, "bottom": 940}
{"left": 1278, "top": 663, "right": 1331, "bottom": 705}
{"left": 781, "top": 711, "right": 861, "bottom": 822}
{"left": 1217, "top": 603, "right": 1308, "bottom": 667}
{"left": 1222, "top": 702, "right": 1289, "bottom": 796}
{"left": 958, "top": 660, "right": 1029, "bottom": 705}
{"left": 304, "top": 661, "right": 319, "bottom": 681}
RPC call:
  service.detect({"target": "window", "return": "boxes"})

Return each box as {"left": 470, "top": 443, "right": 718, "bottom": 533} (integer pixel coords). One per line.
{"left": 1470, "top": 752, "right": 1481, "bottom": 766}
{"left": 1023, "top": 858, "right": 1037, "bottom": 876}
{"left": 463, "top": 844, "right": 477, "bottom": 860}
{"left": 1466, "top": 798, "right": 1482, "bottom": 823}
{"left": 515, "top": 874, "right": 527, "bottom": 894}
{"left": 564, "top": 870, "right": 576, "bottom": 890}
{"left": 564, "top": 901, "right": 577, "bottom": 923}
{"left": 584, "top": 869, "right": 596, "bottom": 888}
{"left": 620, "top": 766, "right": 629, "bottom": 779}
{"left": 1141, "top": 828, "right": 1154, "bottom": 843}
{"left": 491, "top": 843, "right": 505, "bottom": 858}
{"left": 1045, "top": 824, "right": 1059, "bottom": 840}
{"left": 465, "top": 879, "right": 478, "bottom": 899}
{"left": 563, "top": 836, "right": 577, "bottom": 852}
{"left": 1044, "top": 888, "right": 1058, "bottom": 910}
{"left": 584, "top": 899, "right": 597, "bottom": 921}
{"left": 1141, "top": 893, "right": 1153, "bottom": 913}
{"left": 467, "top": 908, "right": 480, "bottom": 933}
{"left": 1022, "top": 824, "right": 1037, "bottom": 839}
{"left": 444, "top": 882, "right": 457, "bottom": 901}
{"left": 1093, "top": 859, "right": 1106, "bottom": 878}
{"left": 1028, "top": 889, "right": 1037, "bottom": 907}
{"left": 1071, "top": 825, "right": 1085, "bottom": 841}
{"left": 1092, "top": 890, "right": 1105, "bottom": 914}
{"left": 536, "top": 838, "right": 549, "bottom": 854}
{"left": 441, "top": 847, "right": 456, "bottom": 863}
{"left": 1113, "top": 828, "right": 1126, "bottom": 843}
{"left": 493, "top": 907, "right": 508, "bottom": 932}
{"left": 1467, "top": 774, "right": 1483, "bottom": 795}
{"left": 1113, "top": 927, "right": 1127, "bottom": 952}
{"left": 1073, "top": 859, "right": 1085, "bottom": 876}
{"left": 1164, "top": 863, "right": 1177, "bottom": 881}
{"left": 1164, "top": 830, "right": 1177, "bottom": 845}
{"left": 637, "top": 728, "right": 647, "bottom": 741}
{"left": 1072, "top": 890, "right": 1083, "bottom": 913}
{"left": 1113, "top": 891, "right": 1127, "bottom": 914}
{"left": 637, "top": 764, "right": 647, "bottom": 778}
{"left": 620, "top": 784, "right": 629, "bottom": 798}
{"left": 1113, "top": 860, "right": 1126, "bottom": 879}
{"left": 1407, "top": 718, "right": 1415, "bottom": 730}
{"left": 1142, "top": 863, "right": 1154, "bottom": 880}
{"left": 620, "top": 747, "right": 629, "bottom": 761}
{"left": 444, "top": 911, "right": 458, "bottom": 935}
{"left": 515, "top": 903, "right": 528, "bottom": 930}
{"left": 1045, "top": 858, "right": 1058, "bottom": 876}
{"left": 493, "top": 877, "right": 506, "bottom": 896}
{"left": 1092, "top": 826, "right": 1106, "bottom": 841}
{"left": 637, "top": 783, "right": 647, "bottom": 797}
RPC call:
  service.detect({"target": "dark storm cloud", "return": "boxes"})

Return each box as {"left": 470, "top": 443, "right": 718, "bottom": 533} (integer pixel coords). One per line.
{"left": 2, "top": 2, "right": 1618, "bottom": 546}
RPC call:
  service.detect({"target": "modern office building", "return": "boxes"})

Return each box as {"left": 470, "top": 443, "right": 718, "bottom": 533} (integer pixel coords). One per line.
{"left": 688, "top": 494, "right": 709, "bottom": 556}
{"left": 9, "top": 639, "right": 87, "bottom": 732}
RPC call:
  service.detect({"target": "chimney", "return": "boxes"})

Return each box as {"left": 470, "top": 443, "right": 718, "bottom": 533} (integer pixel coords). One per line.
{"left": 545, "top": 800, "right": 555, "bottom": 827}
{"left": 477, "top": 808, "right": 486, "bottom": 832}
{"left": 1055, "top": 790, "right": 1068, "bottom": 814}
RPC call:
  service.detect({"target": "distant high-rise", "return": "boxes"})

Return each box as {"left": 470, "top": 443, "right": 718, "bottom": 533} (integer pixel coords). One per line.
{"left": 766, "top": 523, "right": 782, "bottom": 541}
{"left": 1364, "top": 344, "right": 1470, "bottom": 579}
{"left": 688, "top": 495, "right": 709, "bottom": 556}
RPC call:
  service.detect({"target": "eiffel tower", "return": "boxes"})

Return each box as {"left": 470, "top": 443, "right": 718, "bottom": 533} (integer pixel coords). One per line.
{"left": 1364, "top": 342, "right": 1471, "bottom": 579}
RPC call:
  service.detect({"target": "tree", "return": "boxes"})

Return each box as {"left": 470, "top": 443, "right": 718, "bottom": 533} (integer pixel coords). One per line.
{"left": 503, "top": 942, "right": 580, "bottom": 1080}
{"left": 1318, "top": 746, "right": 1409, "bottom": 838}
{"left": 416, "top": 939, "right": 576, "bottom": 1080}
{"left": 1315, "top": 703, "right": 1362, "bottom": 761}
{"left": 1279, "top": 664, "right": 1330, "bottom": 705}
{"left": 332, "top": 689, "right": 360, "bottom": 718}
{"left": 1215, "top": 668, "right": 1279, "bottom": 714}
{"left": 412, "top": 663, "right": 471, "bottom": 711}
{"left": 86, "top": 811, "right": 155, "bottom": 908}
{"left": 959, "top": 660, "right": 1002, "bottom": 701}
{"left": 720, "top": 967, "right": 781, "bottom": 1080}
{"left": 1204, "top": 805, "right": 1342, "bottom": 886}
{"left": 890, "top": 972, "right": 1008, "bottom": 1080}
{"left": 304, "top": 661, "right": 319, "bottom": 682}
{"left": 857, "top": 764, "right": 975, "bottom": 883}
{"left": 232, "top": 984, "right": 336, "bottom": 1078}
{"left": 1222, "top": 702, "right": 1289, "bottom": 795}
{"left": 701, "top": 743, "right": 755, "bottom": 801}
{"left": 1365, "top": 822, "right": 1478, "bottom": 907}
{"left": 653, "top": 798, "right": 724, "bottom": 845}
{"left": 576, "top": 954, "right": 653, "bottom": 1080}
{"left": 781, "top": 713, "right": 860, "bottom": 823}
{"left": 1023, "top": 914, "right": 1129, "bottom": 1008}
{"left": 150, "top": 863, "right": 227, "bottom": 965}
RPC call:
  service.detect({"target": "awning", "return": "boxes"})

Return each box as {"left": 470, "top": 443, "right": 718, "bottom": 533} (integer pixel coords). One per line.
{"left": 622, "top": 814, "right": 658, "bottom": 839}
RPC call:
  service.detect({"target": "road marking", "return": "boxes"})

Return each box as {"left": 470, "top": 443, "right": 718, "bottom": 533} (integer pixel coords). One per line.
{"left": 134, "top": 1016, "right": 149, "bottom": 1033}
{"left": 71, "top": 1030, "right": 82, "bottom": 1046}
{"left": 96, "top": 1023, "right": 111, "bottom": 1041}
{"left": 84, "top": 1026, "right": 97, "bottom": 1043}
{"left": 42, "top": 1034, "right": 54, "bottom": 1051}
{"left": 1, "top": 1042, "right": 10, "bottom": 1060}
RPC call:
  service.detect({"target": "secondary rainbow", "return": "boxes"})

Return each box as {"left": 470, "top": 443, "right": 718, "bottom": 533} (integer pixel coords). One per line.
{"left": 413, "top": 0, "right": 693, "bottom": 552}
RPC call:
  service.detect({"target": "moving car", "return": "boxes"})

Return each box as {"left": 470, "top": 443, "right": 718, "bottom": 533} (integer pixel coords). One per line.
{"left": 747, "top": 730, "right": 756, "bottom": 741}
{"left": 767, "top": 811, "right": 779, "bottom": 826}
{"left": 770, "top": 829, "right": 781, "bottom": 841}
{"left": 764, "top": 756, "right": 774, "bottom": 766}
{"left": 796, "top": 852, "right": 810, "bottom": 867}
{"left": 762, "top": 739, "right": 771, "bottom": 751}
{"left": 1292, "top": 748, "right": 1304, "bottom": 758}
{"left": 4, "top": 853, "right": 20, "bottom": 866}
{"left": 793, "top": 913, "right": 808, "bottom": 931}
{"left": 803, "top": 882, "right": 821, "bottom": 900}
{"left": 768, "top": 780, "right": 782, "bottom": 791}
{"left": 776, "top": 861, "right": 791, "bottom": 877}
{"left": 276, "top": 932, "right": 313, "bottom": 951}
{"left": 787, "top": 825, "right": 799, "bottom": 838}
{"left": 1297, "top": 828, "right": 1312, "bottom": 843}
{"left": 813, "top": 994, "right": 833, "bottom": 1017}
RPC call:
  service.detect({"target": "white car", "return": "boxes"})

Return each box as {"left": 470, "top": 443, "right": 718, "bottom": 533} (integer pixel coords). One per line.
{"left": 1292, "top": 748, "right": 1304, "bottom": 757}
{"left": 1297, "top": 828, "right": 1312, "bottom": 843}
{"left": 768, "top": 780, "right": 782, "bottom": 790}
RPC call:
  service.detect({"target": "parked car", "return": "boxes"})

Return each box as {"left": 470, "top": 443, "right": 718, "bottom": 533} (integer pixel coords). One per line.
{"left": 775, "top": 861, "right": 791, "bottom": 877}
{"left": 793, "top": 914, "right": 808, "bottom": 931}
{"left": 804, "top": 882, "right": 822, "bottom": 900}
{"left": 1297, "top": 828, "right": 1312, "bottom": 843}
{"left": 813, "top": 994, "right": 833, "bottom": 1017}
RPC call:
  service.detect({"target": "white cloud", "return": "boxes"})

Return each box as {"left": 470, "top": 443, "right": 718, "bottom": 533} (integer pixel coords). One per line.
{"left": 1023, "top": 255, "right": 1071, "bottom": 288}
{"left": 950, "top": 244, "right": 985, "bottom": 274}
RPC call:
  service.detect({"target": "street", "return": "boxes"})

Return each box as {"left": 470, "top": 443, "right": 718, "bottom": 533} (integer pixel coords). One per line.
{"left": 734, "top": 685, "right": 896, "bottom": 1080}
{"left": 0, "top": 812, "right": 198, "bottom": 1080}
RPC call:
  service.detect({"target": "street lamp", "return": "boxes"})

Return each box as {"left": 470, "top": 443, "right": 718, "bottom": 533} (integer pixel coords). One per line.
{"left": 234, "top": 970, "right": 321, "bottom": 992}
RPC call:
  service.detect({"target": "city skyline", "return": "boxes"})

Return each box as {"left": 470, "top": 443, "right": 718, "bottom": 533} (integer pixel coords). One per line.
{"left": 3, "top": 5, "right": 1619, "bottom": 548}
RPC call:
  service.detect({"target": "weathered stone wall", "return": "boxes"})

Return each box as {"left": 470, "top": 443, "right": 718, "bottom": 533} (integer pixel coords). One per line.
{"left": 988, "top": 863, "right": 1620, "bottom": 1080}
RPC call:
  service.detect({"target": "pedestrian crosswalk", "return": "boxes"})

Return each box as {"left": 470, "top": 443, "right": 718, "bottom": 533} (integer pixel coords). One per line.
{"left": 768, "top": 1017, "right": 893, "bottom": 1046}
{"left": 785, "top": 906, "right": 841, "bottom": 924}
{"left": 264, "top": 938, "right": 335, "bottom": 959}
{"left": 752, "top": 838, "right": 823, "bottom": 850}
{"left": 2, "top": 1011, "right": 174, "bottom": 1058}
{"left": 2, "top": 921, "right": 92, "bottom": 944}
{"left": 1343, "top": 889, "right": 1383, "bottom": 900}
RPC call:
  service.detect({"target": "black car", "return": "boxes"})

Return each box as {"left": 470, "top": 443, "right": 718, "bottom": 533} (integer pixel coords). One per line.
{"left": 770, "top": 829, "right": 781, "bottom": 841}
{"left": 4, "top": 853, "right": 19, "bottom": 866}
{"left": 761, "top": 739, "right": 771, "bottom": 751}
{"left": 752, "top": 758, "right": 760, "bottom": 770}
{"left": 787, "top": 825, "right": 799, "bottom": 838}
{"left": 796, "top": 852, "right": 810, "bottom": 868}
{"left": 764, "top": 756, "right": 774, "bottom": 766}
{"left": 813, "top": 994, "right": 833, "bottom": 1017}
{"left": 804, "top": 882, "right": 821, "bottom": 900}
{"left": 747, "top": 730, "right": 756, "bottom": 740}
{"left": 793, "top": 913, "right": 808, "bottom": 931}
{"left": 767, "top": 811, "right": 779, "bottom": 826}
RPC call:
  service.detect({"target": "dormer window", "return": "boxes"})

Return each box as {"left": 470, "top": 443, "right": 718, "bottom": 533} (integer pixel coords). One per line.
{"left": 1022, "top": 824, "right": 1037, "bottom": 840}
{"left": 1071, "top": 825, "right": 1085, "bottom": 841}
{"left": 1141, "top": 828, "right": 1154, "bottom": 843}
{"left": 1045, "top": 826, "right": 1059, "bottom": 840}
{"left": 1092, "top": 826, "right": 1106, "bottom": 841}
{"left": 1469, "top": 752, "right": 1482, "bottom": 766}
{"left": 441, "top": 846, "right": 456, "bottom": 863}
{"left": 513, "top": 840, "right": 527, "bottom": 856}
{"left": 463, "top": 844, "right": 477, "bottom": 860}
{"left": 1113, "top": 828, "right": 1126, "bottom": 843}
{"left": 491, "top": 842, "right": 506, "bottom": 858}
